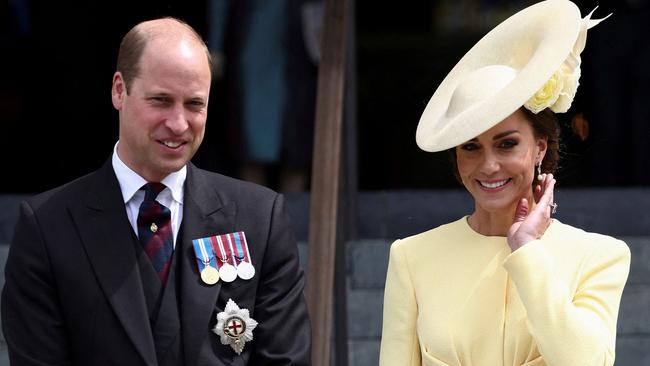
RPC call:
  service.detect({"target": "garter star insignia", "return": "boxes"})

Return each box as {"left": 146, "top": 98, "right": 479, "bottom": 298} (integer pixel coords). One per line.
{"left": 213, "top": 298, "right": 258, "bottom": 354}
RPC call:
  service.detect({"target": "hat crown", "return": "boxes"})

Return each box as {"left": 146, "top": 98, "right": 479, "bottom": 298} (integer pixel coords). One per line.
{"left": 446, "top": 65, "right": 517, "bottom": 120}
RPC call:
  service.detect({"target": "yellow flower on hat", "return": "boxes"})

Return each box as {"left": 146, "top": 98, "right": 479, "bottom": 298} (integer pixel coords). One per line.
{"left": 524, "top": 71, "right": 564, "bottom": 114}
{"left": 551, "top": 64, "right": 581, "bottom": 113}
{"left": 524, "top": 63, "right": 581, "bottom": 114}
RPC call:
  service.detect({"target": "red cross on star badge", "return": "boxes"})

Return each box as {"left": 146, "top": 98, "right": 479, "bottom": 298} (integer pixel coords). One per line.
{"left": 214, "top": 299, "right": 258, "bottom": 354}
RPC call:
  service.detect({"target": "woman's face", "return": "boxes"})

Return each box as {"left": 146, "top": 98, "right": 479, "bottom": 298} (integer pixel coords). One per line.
{"left": 455, "top": 109, "right": 547, "bottom": 213}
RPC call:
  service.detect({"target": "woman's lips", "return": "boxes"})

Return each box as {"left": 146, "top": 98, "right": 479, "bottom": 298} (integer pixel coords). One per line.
{"left": 477, "top": 178, "right": 511, "bottom": 191}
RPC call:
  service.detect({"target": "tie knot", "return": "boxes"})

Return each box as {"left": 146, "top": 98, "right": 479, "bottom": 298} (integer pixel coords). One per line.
{"left": 142, "top": 182, "right": 166, "bottom": 202}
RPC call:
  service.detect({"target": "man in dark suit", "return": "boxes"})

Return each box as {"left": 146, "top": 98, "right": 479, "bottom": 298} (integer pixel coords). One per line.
{"left": 1, "top": 17, "right": 311, "bottom": 365}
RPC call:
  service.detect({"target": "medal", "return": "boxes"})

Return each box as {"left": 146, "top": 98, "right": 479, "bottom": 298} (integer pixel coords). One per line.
{"left": 219, "top": 263, "right": 238, "bottom": 283}
{"left": 211, "top": 235, "right": 237, "bottom": 283}
{"left": 213, "top": 298, "right": 258, "bottom": 355}
{"left": 191, "top": 238, "right": 219, "bottom": 285}
{"left": 196, "top": 231, "right": 255, "bottom": 284}
{"left": 237, "top": 261, "right": 255, "bottom": 280}
{"left": 201, "top": 265, "right": 220, "bottom": 285}
{"left": 228, "top": 232, "right": 256, "bottom": 280}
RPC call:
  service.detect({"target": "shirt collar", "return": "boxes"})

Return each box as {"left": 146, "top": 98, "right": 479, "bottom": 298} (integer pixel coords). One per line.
{"left": 111, "top": 141, "right": 186, "bottom": 204}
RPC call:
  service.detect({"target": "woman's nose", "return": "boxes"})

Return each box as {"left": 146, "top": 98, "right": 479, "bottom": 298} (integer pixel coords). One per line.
{"left": 479, "top": 153, "right": 500, "bottom": 174}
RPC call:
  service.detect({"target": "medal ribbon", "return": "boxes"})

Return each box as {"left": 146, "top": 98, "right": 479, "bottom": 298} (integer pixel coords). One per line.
{"left": 225, "top": 233, "right": 240, "bottom": 266}
{"left": 192, "top": 237, "right": 216, "bottom": 273}
{"left": 207, "top": 236, "right": 222, "bottom": 270}
{"left": 212, "top": 235, "right": 232, "bottom": 270}
{"left": 231, "top": 232, "right": 252, "bottom": 266}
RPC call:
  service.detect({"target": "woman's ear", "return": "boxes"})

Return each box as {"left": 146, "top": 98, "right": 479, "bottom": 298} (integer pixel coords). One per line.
{"left": 536, "top": 136, "right": 548, "bottom": 163}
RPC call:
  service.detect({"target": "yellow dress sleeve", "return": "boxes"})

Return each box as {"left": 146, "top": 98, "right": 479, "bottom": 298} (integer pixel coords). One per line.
{"left": 503, "top": 237, "right": 630, "bottom": 366}
{"left": 379, "top": 239, "right": 422, "bottom": 366}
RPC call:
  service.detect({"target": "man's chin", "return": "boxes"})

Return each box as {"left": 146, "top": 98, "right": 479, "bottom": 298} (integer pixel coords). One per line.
{"left": 150, "top": 160, "right": 188, "bottom": 179}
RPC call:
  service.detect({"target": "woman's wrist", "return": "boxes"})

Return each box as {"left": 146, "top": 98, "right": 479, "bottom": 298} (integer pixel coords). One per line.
{"left": 508, "top": 234, "right": 536, "bottom": 251}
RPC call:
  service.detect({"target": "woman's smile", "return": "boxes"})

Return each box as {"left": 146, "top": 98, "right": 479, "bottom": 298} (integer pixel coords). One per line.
{"left": 477, "top": 178, "right": 512, "bottom": 191}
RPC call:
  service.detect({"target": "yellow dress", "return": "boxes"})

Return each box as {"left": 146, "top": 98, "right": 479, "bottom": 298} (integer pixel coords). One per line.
{"left": 379, "top": 217, "right": 630, "bottom": 366}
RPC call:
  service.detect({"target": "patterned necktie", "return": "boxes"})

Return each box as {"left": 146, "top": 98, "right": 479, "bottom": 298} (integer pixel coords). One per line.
{"left": 137, "top": 182, "right": 174, "bottom": 285}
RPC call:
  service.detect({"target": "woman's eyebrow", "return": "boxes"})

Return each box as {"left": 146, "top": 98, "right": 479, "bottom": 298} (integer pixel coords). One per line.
{"left": 493, "top": 130, "right": 519, "bottom": 140}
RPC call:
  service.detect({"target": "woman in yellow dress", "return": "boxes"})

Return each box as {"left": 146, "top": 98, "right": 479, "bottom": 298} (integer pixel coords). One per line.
{"left": 379, "top": 1, "right": 630, "bottom": 365}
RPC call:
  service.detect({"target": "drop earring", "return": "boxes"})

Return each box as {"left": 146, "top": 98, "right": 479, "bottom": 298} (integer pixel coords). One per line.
{"left": 536, "top": 162, "right": 542, "bottom": 177}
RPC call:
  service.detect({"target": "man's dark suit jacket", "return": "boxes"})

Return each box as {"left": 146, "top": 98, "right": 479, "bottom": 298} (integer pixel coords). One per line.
{"left": 1, "top": 160, "right": 311, "bottom": 365}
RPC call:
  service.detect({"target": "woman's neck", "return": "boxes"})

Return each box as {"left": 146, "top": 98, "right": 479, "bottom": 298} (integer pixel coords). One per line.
{"left": 468, "top": 194, "right": 536, "bottom": 237}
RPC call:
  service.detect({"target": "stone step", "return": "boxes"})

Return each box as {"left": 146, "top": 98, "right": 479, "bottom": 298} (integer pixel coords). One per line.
{"left": 2, "top": 189, "right": 650, "bottom": 365}
{"left": 285, "top": 188, "right": 650, "bottom": 240}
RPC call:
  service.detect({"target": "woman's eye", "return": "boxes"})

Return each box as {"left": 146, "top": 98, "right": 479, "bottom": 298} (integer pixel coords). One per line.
{"left": 460, "top": 143, "right": 478, "bottom": 151}
{"left": 500, "top": 140, "right": 518, "bottom": 149}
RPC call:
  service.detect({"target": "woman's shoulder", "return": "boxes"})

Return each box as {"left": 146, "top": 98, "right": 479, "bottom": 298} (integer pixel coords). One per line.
{"left": 393, "top": 217, "right": 469, "bottom": 251}
{"left": 548, "top": 220, "right": 630, "bottom": 254}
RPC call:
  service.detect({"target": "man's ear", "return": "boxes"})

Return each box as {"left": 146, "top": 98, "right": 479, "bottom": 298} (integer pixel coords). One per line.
{"left": 111, "top": 72, "right": 126, "bottom": 110}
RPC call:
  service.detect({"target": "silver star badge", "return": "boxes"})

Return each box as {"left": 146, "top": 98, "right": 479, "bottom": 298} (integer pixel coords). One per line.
{"left": 213, "top": 298, "right": 258, "bottom": 354}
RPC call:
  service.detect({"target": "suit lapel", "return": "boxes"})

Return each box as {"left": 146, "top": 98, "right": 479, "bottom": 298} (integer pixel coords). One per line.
{"left": 180, "top": 164, "right": 236, "bottom": 366}
{"left": 70, "top": 161, "right": 157, "bottom": 365}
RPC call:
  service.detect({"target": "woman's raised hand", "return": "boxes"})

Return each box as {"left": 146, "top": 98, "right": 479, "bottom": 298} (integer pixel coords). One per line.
{"left": 507, "top": 173, "right": 556, "bottom": 251}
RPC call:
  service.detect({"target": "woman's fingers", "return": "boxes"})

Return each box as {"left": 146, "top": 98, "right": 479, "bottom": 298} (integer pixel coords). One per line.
{"left": 538, "top": 174, "right": 556, "bottom": 217}
{"left": 538, "top": 174, "right": 551, "bottom": 202}
{"left": 514, "top": 198, "right": 529, "bottom": 222}
{"left": 534, "top": 184, "right": 542, "bottom": 203}
{"left": 535, "top": 173, "right": 548, "bottom": 203}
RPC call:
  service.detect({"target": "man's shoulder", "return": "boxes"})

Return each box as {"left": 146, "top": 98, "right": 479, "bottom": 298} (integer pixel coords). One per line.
{"left": 26, "top": 169, "right": 103, "bottom": 213}
{"left": 189, "top": 165, "right": 279, "bottom": 203}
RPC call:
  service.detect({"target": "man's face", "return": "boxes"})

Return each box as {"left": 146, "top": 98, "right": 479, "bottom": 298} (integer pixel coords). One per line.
{"left": 111, "top": 37, "right": 211, "bottom": 182}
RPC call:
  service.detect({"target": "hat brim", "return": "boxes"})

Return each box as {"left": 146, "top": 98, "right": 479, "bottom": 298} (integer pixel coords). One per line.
{"left": 416, "top": 0, "right": 581, "bottom": 152}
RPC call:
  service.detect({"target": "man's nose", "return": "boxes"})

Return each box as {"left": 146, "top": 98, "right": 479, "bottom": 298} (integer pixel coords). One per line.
{"left": 165, "top": 105, "right": 189, "bottom": 134}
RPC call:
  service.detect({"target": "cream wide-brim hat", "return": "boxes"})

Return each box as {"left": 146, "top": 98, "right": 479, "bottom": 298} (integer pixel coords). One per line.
{"left": 416, "top": 0, "right": 606, "bottom": 152}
